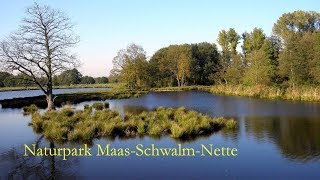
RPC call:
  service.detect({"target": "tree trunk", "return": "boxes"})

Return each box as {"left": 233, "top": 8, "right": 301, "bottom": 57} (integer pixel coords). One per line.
{"left": 46, "top": 93, "right": 55, "bottom": 111}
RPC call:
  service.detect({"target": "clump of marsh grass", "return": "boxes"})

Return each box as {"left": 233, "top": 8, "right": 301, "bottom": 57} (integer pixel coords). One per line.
{"left": 30, "top": 104, "right": 235, "bottom": 142}
{"left": 22, "top": 104, "right": 38, "bottom": 115}
{"left": 104, "top": 102, "right": 110, "bottom": 109}
{"left": 92, "top": 102, "right": 104, "bottom": 110}
{"left": 225, "top": 119, "right": 237, "bottom": 130}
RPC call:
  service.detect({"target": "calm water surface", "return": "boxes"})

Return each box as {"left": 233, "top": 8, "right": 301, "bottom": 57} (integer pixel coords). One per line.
{"left": 0, "top": 88, "right": 110, "bottom": 100}
{"left": 0, "top": 91, "right": 319, "bottom": 179}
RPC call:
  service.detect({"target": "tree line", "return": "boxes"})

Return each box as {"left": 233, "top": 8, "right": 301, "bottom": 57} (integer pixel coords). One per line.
{"left": 112, "top": 10, "right": 320, "bottom": 89}
{"left": 0, "top": 68, "right": 108, "bottom": 87}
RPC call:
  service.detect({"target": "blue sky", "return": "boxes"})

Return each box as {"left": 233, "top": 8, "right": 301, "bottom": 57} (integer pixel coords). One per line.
{"left": 0, "top": 0, "right": 319, "bottom": 77}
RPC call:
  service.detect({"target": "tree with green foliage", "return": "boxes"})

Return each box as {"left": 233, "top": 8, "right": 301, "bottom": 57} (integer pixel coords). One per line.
{"left": 0, "top": 72, "right": 15, "bottom": 87}
{"left": 273, "top": 10, "right": 320, "bottom": 41}
{"left": 190, "top": 42, "right": 220, "bottom": 85}
{"left": 242, "top": 28, "right": 266, "bottom": 57}
{"left": 242, "top": 28, "right": 274, "bottom": 85}
{"left": 311, "top": 32, "right": 320, "bottom": 84}
{"left": 167, "top": 44, "right": 192, "bottom": 87}
{"left": 81, "top": 76, "right": 95, "bottom": 84}
{"left": 243, "top": 48, "right": 273, "bottom": 86}
{"left": 217, "top": 28, "right": 241, "bottom": 84}
{"left": 273, "top": 11, "right": 320, "bottom": 87}
{"left": 59, "top": 68, "right": 82, "bottom": 86}
{"left": 94, "top": 77, "right": 108, "bottom": 84}
{"left": 112, "top": 44, "right": 149, "bottom": 89}
{"left": 108, "top": 69, "right": 121, "bottom": 83}
{"left": 149, "top": 47, "right": 173, "bottom": 87}
{"left": 149, "top": 44, "right": 192, "bottom": 87}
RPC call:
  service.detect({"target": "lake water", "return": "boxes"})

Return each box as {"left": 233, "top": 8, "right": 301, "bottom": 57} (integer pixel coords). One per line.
{"left": 0, "top": 88, "right": 111, "bottom": 100}
{"left": 0, "top": 90, "right": 319, "bottom": 179}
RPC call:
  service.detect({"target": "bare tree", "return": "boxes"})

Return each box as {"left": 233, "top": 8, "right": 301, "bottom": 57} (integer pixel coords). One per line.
{"left": 0, "top": 3, "right": 79, "bottom": 110}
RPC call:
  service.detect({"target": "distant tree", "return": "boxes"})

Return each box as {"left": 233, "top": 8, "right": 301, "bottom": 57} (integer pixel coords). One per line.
{"left": 273, "top": 11, "right": 320, "bottom": 87}
{"left": 243, "top": 48, "right": 273, "bottom": 86}
{"left": 149, "top": 47, "right": 173, "bottom": 87}
{"left": 311, "top": 32, "right": 320, "bottom": 84}
{"left": 0, "top": 3, "right": 79, "bottom": 110}
{"left": 167, "top": 45, "right": 192, "bottom": 87}
{"left": 112, "top": 44, "right": 149, "bottom": 89}
{"left": 190, "top": 42, "right": 220, "bottom": 85}
{"left": 58, "top": 68, "right": 82, "bottom": 86}
{"left": 273, "top": 10, "right": 320, "bottom": 41}
{"left": 242, "top": 28, "right": 266, "bottom": 57}
{"left": 108, "top": 69, "right": 121, "bottom": 83}
{"left": 223, "top": 54, "right": 244, "bottom": 84}
{"left": 94, "top": 77, "right": 108, "bottom": 84}
{"left": 81, "top": 76, "right": 95, "bottom": 84}
{"left": 217, "top": 28, "right": 241, "bottom": 84}
{"left": 52, "top": 75, "right": 60, "bottom": 86}
{"left": 278, "top": 34, "right": 310, "bottom": 87}
{"left": 0, "top": 72, "right": 15, "bottom": 87}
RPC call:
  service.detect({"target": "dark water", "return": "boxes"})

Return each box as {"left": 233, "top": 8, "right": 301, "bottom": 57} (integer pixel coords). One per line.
{"left": 0, "top": 91, "right": 320, "bottom": 179}
{"left": 0, "top": 88, "right": 111, "bottom": 100}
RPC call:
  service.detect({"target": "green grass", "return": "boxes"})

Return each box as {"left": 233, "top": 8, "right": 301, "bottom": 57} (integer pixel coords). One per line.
{"left": 209, "top": 84, "right": 320, "bottom": 102}
{"left": 22, "top": 104, "right": 38, "bottom": 115}
{"left": 151, "top": 85, "right": 320, "bottom": 102}
{"left": 30, "top": 105, "right": 235, "bottom": 142}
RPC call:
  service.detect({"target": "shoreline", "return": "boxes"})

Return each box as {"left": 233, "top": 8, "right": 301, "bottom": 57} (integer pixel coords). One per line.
{"left": 0, "top": 83, "right": 118, "bottom": 92}
{"left": 151, "top": 85, "right": 320, "bottom": 103}
{"left": 1, "top": 85, "right": 320, "bottom": 109}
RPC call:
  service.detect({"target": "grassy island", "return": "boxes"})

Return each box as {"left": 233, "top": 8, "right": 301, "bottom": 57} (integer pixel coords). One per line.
{"left": 30, "top": 104, "right": 236, "bottom": 142}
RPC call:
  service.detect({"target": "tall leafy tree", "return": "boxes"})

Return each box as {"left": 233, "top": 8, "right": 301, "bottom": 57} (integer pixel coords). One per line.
{"left": 217, "top": 28, "right": 241, "bottom": 84}
{"left": 190, "top": 42, "right": 219, "bottom": 85}
{"left": 112, "top": 44, "right": 149, "bottom": 89}
{"left": 167, "top": 45, "right": 192, "bottom": 87}
{"left": 273, "top": 10, "right": 320, "bottom": 41}
{"left": 242, "top": 28, "right": 266, "bottom": 56}
{"left": 58, "top": 68, "right": 82, "bottom": 86}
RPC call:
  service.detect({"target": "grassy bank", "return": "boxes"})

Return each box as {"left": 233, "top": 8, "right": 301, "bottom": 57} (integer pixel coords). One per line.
{"left": 0, "top": 89, "right": 147, "bottom": 109}
{"left": 30, "top": 105, "right": 236, "bottom": 142}
{"left": 151, "top": 85, "right": 320, "bottom": 102}
{"left": 208, "top": 85, "right": 320, "bottom": 102}
{"left": 0, "top": 83, "right": 124, "bottom": 92}
{"left": 151, "top": 85, "right": 211, "bottom": 92}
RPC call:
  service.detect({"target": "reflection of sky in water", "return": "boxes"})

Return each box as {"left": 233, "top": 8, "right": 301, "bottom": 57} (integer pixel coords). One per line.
{"left": 0, "top": 88, "right": 111, "bottom": 100}
{"left": 1, "top": 90, "right": 320, "bottom": 178}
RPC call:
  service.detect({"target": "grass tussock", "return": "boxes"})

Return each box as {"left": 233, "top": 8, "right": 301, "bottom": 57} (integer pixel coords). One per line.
{"left": 30, "top": 105, "right": 235, "bottom": 142}
{"left": 22, "top": 104, "right": 38, "bottom": 115}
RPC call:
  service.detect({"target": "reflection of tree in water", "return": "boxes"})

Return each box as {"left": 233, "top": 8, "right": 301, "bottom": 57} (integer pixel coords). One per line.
{"left": 0, "top": 136, "right": 79, "bottom": 179}
{"left": 245, "top": 117, "right": 320, "bottom": 162}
